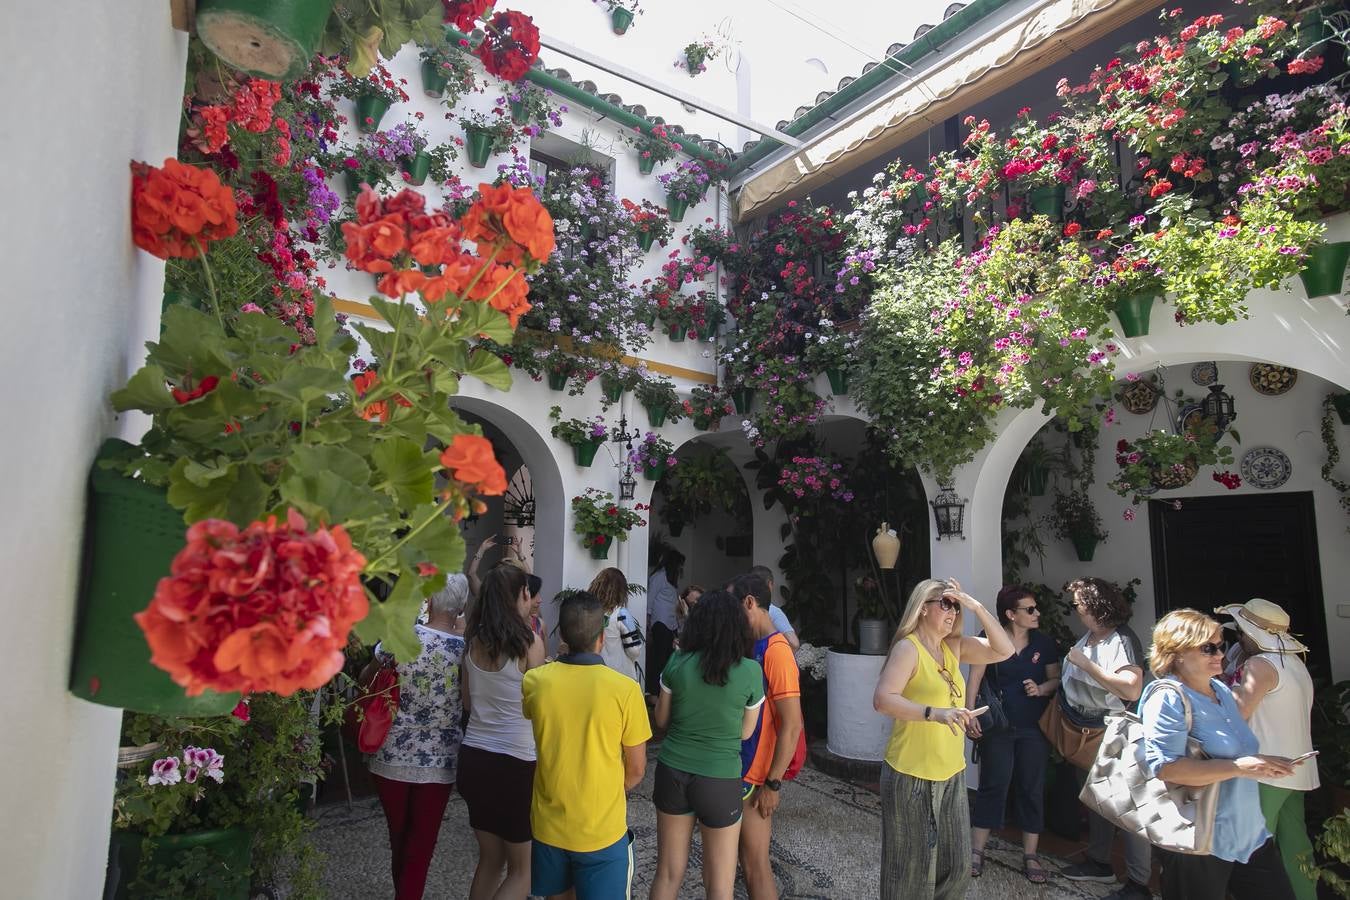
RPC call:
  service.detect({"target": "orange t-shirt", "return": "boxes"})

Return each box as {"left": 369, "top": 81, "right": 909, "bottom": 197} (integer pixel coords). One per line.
{"left": 741, "top": 632, "right": 801, "bottom": 785}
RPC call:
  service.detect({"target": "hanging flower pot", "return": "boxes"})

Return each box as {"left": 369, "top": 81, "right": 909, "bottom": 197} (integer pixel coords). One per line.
{"left": 1113, "top": 293, "right": 1156, "bottom": 338}
{"left": 580, "top": 223, "right": 594, "bottom": 244}
{"left": 637, "top": 154, "right": 656, "bottom": 176}
{"left": 69, "top": 446, "right": 241, "bottom": 717}
{"left": 684, "top": 51, "right": 701, "bottom": 76}
{"left": 420, "top": 59, "right": 449, "bottom": 97}
{"left": 195, "top": 0, "right": 335, "bottom": 82}
{"left": 602, "top": 379, "right": 625, "bottom": 403}
{"left": 826, "top": 367, "right": 849, "bottom": 395}
{"left": 1298, "top": 241, "right": 1350, "bottom": 298}
{"left": 637, "top": 311, "right": 657, "bottom": 328}
{"left": 508, "top": 99, "right": 528, "bottom": 126}
{"left": 354, "top": 94, "right": 392, "bottom": 134}
{"left": 342, "top": 170, "right": 364, "bottom": 195}
{"left": 108, "top": 826, "right": 252, "bottom": 900}
{"left": 464, "top": 127, "right": 494, "bottom": 168}
{"left": 588, "top": 534, "right": 614, "bottom": 559}
{"left": 1027, "top": 185, "right": 1066, "bottom": 219}
{"left": 611, "top": 7, "right": 635, "bottom": 34}
{"left": 644, "top": 459, "right": 667, "bottom": 481}
{"left": 637, "top": 231, "right": 656, "bottom": 253}
{"left": 573, "top": 438, "right": 604, "bottom": 467}
{"left": 1071, "top": 533, "right": 1099, "bottom": 563}
{"left": 546, "top": 371, "right": 568, "bottom": 391}
{"left": 668, "top": 323, "right": 687, "bottom": 342}
{"left": 668, "top": 521, "right": 685, "bottom": 537}
{"left": 1151, "top": 456, "right": 1199, "bottom": 490}
{"left": 644, "top": 402, "right": 669, "bottom": 428}
{"left": 401, "top": 151, "right": 432, "bottom": 186}
{"left": 692, "top": 414, "right": 714, "bottom": 431}
{"left": 697, "top": 323, "right": 717, "bottom": 342}
{"left": 731, "top": 388, "right": 755, "bottom": 415}
{"left": 1333, "top": 393, "right": 1350, "bottom": 426}
{"left": 1027, "top": 463, "right": 1050, "bottom": 497}
{"left": 666, "top": 195, "right": 690, "bottom": 223}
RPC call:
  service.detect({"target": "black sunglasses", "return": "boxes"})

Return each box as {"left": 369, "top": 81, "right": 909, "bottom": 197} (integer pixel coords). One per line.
{"left": 1016, "top": 605, "right": 1039, "bottom": 615}
{"left": 925, "top": 597, "right": 958, "bottom": 612}
{"left": 1198, "top": 642, "right": 1225, "bottom": 656}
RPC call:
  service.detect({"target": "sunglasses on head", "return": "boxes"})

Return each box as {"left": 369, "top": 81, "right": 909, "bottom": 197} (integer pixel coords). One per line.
{"left": 1198, "top": 641, "right": 1225, "bottom": 656}
{"left": 925, "top": 596, "right": 958, "bottom": 612}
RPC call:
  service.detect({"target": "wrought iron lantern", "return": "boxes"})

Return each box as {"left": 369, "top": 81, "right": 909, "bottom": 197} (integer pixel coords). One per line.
{"left": 930, "top": 483, "right": 967, "bottom": 540}
{"left": 612, "top": 414, "right": 641, "bottom": 500}
{"left": 618, "top": 465, "right": 637, "bottom": 500}
{"left": 1201, "top": 383, "right": 1236, "bottom": 430}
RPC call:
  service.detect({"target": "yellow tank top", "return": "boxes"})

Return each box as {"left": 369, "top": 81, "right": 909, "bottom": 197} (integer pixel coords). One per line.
{"left": 883, "top": 634, "right": 967, "bottom": 781}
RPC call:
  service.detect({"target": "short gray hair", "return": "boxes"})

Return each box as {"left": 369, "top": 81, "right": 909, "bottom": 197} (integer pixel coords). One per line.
{"left": 430, "top": 574, "right": 470, "bottom": 617}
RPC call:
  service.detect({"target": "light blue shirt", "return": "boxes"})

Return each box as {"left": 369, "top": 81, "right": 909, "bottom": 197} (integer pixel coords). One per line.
{"left": 1141, "top": 677, "right": 1268, "bottom": 863}
{"left": 768, "top": 603, "right": 794, "bottom": 636}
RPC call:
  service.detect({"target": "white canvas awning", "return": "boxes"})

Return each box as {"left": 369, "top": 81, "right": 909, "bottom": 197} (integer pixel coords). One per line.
{"left": 734, "top": 0, "right": 1157, "bottom": 221}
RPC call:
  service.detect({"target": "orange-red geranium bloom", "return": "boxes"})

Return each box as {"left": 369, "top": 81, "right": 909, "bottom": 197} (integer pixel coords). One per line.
{"left": 502, "top": 189, "right": 555, "bottom": 262}
{"left": 376, "top": 268, "right": 429, "bottom": 298}
{"left": 131, "top": 158, "right": 238, "bottom": 260}
{"left": 439, "top": 433, "right": 508, "bottom": 495}
{"left": 135, "top": 508, "right": 368, "bottom": 696}
{"left": 468, "top": 261, "right": 531, "bottom": 327}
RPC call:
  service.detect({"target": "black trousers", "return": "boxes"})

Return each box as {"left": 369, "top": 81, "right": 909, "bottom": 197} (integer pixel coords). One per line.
{"left": 646, "top": 622, "right": 675, "bottom": 694}
{"left": 1159, "top": 839, "right": 1293, "bottom": 900}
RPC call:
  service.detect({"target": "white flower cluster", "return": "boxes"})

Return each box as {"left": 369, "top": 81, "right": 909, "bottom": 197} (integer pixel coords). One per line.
{"left": 794, "top": 642, "right": 828, "bottom": 680}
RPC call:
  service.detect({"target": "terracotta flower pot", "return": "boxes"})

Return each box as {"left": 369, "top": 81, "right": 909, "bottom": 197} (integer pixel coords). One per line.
{"left": 1114, "top": 293, "right": 1155, "bottom": 338}
{"left": 354, "top": 94, "right": 391, "bottom": 133}
{"left": 1299, "top": 241, "right": 1350, "bottom": 298}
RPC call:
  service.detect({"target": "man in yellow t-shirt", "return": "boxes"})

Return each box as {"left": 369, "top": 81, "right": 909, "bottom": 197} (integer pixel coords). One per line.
{"left": 522, "top": 589, "right": 652, "bottom": 899}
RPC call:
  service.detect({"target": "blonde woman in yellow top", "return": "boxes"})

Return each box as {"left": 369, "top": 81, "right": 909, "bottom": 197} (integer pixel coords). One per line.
{"left": 872, "top": 578, "right": 1013, "bottom": 900}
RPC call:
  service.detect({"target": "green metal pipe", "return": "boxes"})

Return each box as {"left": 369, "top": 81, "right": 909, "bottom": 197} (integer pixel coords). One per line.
{"left": 445, "top": 28, "right": 727, "bottom": 165}
{"left": 723, "top": 0, "right": 1016, "bottom": 179}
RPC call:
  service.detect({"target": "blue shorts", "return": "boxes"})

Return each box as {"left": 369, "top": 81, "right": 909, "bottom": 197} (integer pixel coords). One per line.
{"left": 531, "top": 830, "right": 634, "bottom": 899}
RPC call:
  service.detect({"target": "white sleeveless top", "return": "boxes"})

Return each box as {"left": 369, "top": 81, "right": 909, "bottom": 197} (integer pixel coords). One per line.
{"left": 1247, "top": 652, "right": 1319, "bottom": 791}
{"left": 461, "top": 649, "right": 537, "bottom": 761}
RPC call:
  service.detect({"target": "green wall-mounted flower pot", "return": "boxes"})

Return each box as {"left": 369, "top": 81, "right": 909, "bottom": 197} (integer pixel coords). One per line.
{"left": 611, "top": 7, "right": 635, "bottom": 34}
{"left": 697, "top": 324, "right": 717, "bottom": 342}
{"left": 343, "top": 170, "right": 363, "bottom": 195}
{"left": 465, "top": 127, "right": 494, "bottom": 168}
{"left": 601, "top": 380, "right": 625, "bottom": 403}
{"left": 1027, "top": 184, "right": 1066, "bottom": 219}
{"left": 69, "top": 442, "right": 240, "bottom": 717}
{"left": 1114, "top": 293, "right": 1155, "bottom": 338}
{"left": 826, "top": 367, "right": 849, "bottom": 395}
{"left": 731, "top": 388, "right": 755, "bottom": 415}
{"left": 1299, "top": 241, "right": 1350, "bottom": 298}
{"left": 637, "top": 231, "right": 656, "bottom": 253}
{"left": 195, "top": 0, "right": 335, "bottom": 82}
{"left": 637, "top": 154, "right": 656, "bottom": 175}
{"left": 644, "top": 403, "right": 669, "bottom": 428}
{"left": 401, "top": 151, "right": 431, "bottom": 186}
{"left": 546, "top": 371, "right": 568, "bottom": 391}
{"left": 420, "top": 59, "right": 448, "bottom": 97}
{"left": 668, "top": 521, "right": 685, "bottom": 537}
{"left": 667, "top": 323, "right": 687, "bottom": 342}
{"left": 644, "top": 460, "right": 667, "bottom": 481}
{"left": 1071, "top": 534, "right": 1099, "bottom": 563}
{"left": 573, "top": 438, "right": 604, "bottom": 467}
{"left": 588, "top": 534, "right": 614, "bottom": 559}
{"left": 692, "top": 414, "right": 714, "bottom": 431}
{"left": 109, "top": 827, "right": 252, "bottom": 900}
{"left": 666, "top": 195, "right": 689, "bottom": 222}
{"left": 509, "top": 99, "right": 528, "bottom": 126}
{"left": 354, "top": 94, "right": 391, "bottom": 133}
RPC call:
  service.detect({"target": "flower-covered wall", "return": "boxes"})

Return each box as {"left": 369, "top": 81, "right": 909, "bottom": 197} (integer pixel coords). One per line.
{"left": 0, "top": 4, "right": 188, "bottom": 897}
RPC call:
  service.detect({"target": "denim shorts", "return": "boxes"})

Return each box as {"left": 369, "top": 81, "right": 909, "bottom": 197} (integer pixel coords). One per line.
{"left": 531, "top": 830, "right": 634, "bottom": 900}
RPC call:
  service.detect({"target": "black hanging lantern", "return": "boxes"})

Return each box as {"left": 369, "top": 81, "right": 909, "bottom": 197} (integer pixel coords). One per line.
{"left": 930, "top": 483, "right": 967, "bottom": 540}
{"left": 619, "top": 465, "right": 637, "bottom": 501}
{"left": 612, "top": 414, "right": 641, "bottom": 501}
{"left": 1201, "top": 383, "right": 1236, "bottom": 429}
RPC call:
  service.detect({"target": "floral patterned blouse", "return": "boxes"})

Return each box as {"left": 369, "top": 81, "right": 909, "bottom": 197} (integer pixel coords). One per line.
{"left": 368, "top": 624, "right": 465, "bottom": 785}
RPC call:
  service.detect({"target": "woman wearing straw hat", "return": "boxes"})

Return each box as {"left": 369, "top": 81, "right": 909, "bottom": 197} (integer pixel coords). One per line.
{"left": 1218, "top": 599, "right": 1319, "bottom": 900}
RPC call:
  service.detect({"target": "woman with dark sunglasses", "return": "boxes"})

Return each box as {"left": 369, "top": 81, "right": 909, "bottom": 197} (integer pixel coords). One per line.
{"left": 872, "top": 578, "right": 1012, "bottom": 900}
{"left": 1141, "top": 609, "right": 1299, "bottom": 900}
{"left": 965, "top": 586, "right": 1061, "bottom": 884}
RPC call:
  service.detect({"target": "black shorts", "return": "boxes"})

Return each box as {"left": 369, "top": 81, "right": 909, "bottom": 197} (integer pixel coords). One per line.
{"left": 652, "top": 761, "right": 744, "bottom": 828}
{"left": 457, "top": 744, "right": 535, "bottom": 843}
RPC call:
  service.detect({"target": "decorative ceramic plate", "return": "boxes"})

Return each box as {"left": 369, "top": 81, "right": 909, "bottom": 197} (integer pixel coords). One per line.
{"left": 1191, "top": 362, "right": 1218, "bottom": 386}
{"left": 1240, "top": 446, "right": 1292, "bottom": 490}
{"left": 1249, "top": 363, "right": 1298, "bottom": 396}
{"left": 1119, "top": 380, "right": 1159, "bottom": 415}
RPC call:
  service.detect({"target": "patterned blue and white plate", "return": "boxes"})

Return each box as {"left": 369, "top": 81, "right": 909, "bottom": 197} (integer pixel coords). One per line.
{"left": 1240, "top": 446, "right": 1292, "bottom": 490}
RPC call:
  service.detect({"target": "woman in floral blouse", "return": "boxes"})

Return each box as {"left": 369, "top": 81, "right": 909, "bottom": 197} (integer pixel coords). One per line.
{"left": 369, "top": 574, "right": 469, "bottom": 900}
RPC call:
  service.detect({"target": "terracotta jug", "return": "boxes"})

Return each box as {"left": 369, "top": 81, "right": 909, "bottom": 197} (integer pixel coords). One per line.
{"left": 872, "top": 522, "right": 901, "bottom": 570}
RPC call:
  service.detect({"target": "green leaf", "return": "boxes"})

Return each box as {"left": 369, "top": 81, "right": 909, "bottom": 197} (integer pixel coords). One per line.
{"left": 464, "top": 350, "right": 513, "bottom": 391}
{"left": 372, "top": 438, "right": 435, "bottom": 508}
{"left": 111, "top": 365, "right": 177, "bottom": 413}
{"left": 225, "top": 464, "right": 270, "bottom": 525}
{"left": 354, "top": 575, "right": 424, "bottom": 661}
{"left": 278, "top": 469, "right": 385, "bottom": 525}
{"left": 258, "top": 367, "right": 349, "bottom": 407}
{"left": 288, "top": 444, "right": 371, "bottom": 487}
{"left": 397, "top": 506, "right": 465, "bottom": 576}
{"left": 167, "top": 457, "right": 237, "bottom": 522}
{"left": 454, "top": 301, "right": 514, "bottom": 344}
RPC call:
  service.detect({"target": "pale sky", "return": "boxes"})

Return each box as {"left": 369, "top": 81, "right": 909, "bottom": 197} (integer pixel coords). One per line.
{"left": 516, "top": 0, "right": 957, "bottom": 152}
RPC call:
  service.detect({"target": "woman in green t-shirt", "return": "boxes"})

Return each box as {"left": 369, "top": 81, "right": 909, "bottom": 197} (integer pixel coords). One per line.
{"left": 650, "top": 590, "right": 766, "bottom": 900}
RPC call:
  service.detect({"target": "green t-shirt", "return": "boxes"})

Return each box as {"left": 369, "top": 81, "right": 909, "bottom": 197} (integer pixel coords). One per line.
{"left": 658, "top": 651, "right": 765, "bottom": 779}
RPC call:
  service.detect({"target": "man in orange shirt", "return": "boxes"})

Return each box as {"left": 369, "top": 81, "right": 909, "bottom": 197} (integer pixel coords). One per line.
{"left": 728, "top": 573, "right": 803, "bottom": 900}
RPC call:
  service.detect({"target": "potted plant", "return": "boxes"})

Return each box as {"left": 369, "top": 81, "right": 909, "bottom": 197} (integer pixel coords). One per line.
{"left": 195, "top": 0, "right": 338, "bottom": 82}
{"left": 657, "top": 158, "right": 721, "bottom": 222}
{"left": 620, "top": 122, "right": 680, "bottom": 175}
{"left": 660, "top": 447, "right": 745, "bottom": 528}
{"left": 571, "top": 488, "right": 648, "bottom": 559}
{"left": 656, "top": 295, "right": 699, "bottom": 342}
{"left": 593, "top": 0, "right": 642, "bottom": 34}
{"left": 623, "top": 197, "right": 674, "bottom": 252}
{"left": 682, "top": 384, "right": 734, "bottom": 430}
{"left": 549, "top": 406, "right": 609, "bottom": 467}
{"left": 1096, "top": 231, "right": 1167, "bottom": 338}
{"left": 327, "top": 64, "right": 409, "bottom": 133}
{"left": 461, "top": 110, "right": 515, "bottom": 168}
{"left": 1300, "top": 810, "right": 1350, "bottom": 898}
{"left": 803, "top": 318, "right": 857, "bottom": 394}
{"left": 498, "top": 82, "right": 562, "bottom": 130}
{"left": 537, "top": 348, "right": 578, "bottom": 391}
{"left": 675, "top": 36, "right": 723, "bottom": 77}
{"left": 1016, "top": 440, "right": 1063, "bottom": 497}
{"left": 419, "top": 42, "right": 478, "bottom": 103}
{"left": 853, "top": 574, "right": 892, "bottom": 655}
{"left": 1044, "top": 488, "right": 1108, "bottom": 562}
{"left": 1108, "top": 427, "right": 1236, "bottom": 503}
{"left": 598, "top": 361, "right": 642, "bottom": 406}
{"left": 631, "top": 432, "right": 677, "bottom": 480}
{"left": 635, "top": 375, "right": 683, "bottom": 427}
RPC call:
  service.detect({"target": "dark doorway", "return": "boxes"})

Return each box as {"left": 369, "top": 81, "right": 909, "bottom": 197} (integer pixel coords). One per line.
{"left": 1148, "top": 492, "right": 1331, "bottom": 679}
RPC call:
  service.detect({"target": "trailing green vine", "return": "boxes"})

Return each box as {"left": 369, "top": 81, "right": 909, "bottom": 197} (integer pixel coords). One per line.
{"left": 1320, "top": 393, "right": 1350, "bottom": 529}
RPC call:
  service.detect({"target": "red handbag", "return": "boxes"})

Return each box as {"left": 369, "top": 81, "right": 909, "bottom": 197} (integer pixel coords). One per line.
{"left": 344, "top": 660, "right": 400, "bottom": 754}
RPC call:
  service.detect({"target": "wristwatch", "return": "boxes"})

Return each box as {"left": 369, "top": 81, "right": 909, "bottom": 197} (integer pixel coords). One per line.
{"left": 763, "top": 778, "right": 782, "bottom": 792}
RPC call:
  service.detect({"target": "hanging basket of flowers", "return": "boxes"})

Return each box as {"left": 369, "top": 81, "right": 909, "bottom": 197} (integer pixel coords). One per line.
{"left": 550, "top": 406, "right": 609, "bottom": 467}
{"left": 571, "top": 488, "right": 647, "bottom": 557}
{"left": 631, "top": 432, "right": 677, "bottom": 481}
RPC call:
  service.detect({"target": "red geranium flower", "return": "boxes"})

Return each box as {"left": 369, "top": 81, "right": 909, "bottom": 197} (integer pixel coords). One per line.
{"left": 476, "top": 10, "right": 540, "bottom": 82}
{"left": 443, "top": 0, "right": 494, "bottom": 31}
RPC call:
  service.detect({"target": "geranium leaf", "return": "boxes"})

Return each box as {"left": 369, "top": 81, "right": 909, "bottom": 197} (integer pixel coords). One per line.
{"left": 111, "top": 365, "right": 177, "bottom": 413}
{"left": 288, "top": 445, "right": 371, "bottom": 487}
{"left": 464, "top": 349, "right": 512, "bottom": 391}
{"left": 354, "top": 574, "right": 423, "bottom": 661}
{"left": 372, "top": 438, "right": 435, "bottom": 507}
{"left": 258, "top": 367, "right": 349, "bottom": 408}
{"left": 167, "top": 457, "right": 237, "bottom": 523}
{"left": 278, "top": 468, "right": 384, "bottom": 525}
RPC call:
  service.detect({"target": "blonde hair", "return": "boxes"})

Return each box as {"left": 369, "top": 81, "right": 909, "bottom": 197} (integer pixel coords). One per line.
{"left": 587, "top": 567, "right": 629, "bottom": 613}
{"left": 890, "top": 579, "right": 963, "bottom": 647}
{"left": 1149, "top": 608, "right": 1220, "bottom": 677}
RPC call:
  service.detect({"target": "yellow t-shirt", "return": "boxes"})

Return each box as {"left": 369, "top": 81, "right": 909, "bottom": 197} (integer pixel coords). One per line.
{"left": 522, "top": 656, "right": 653, "bottom": 852}
{"left": 883, "top": 635, "right": 967, "bottom": 781}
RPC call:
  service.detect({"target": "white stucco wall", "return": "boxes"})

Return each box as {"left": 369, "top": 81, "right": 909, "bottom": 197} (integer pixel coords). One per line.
{"left": 0, "top": 3, "right": 188, "bottom": 896}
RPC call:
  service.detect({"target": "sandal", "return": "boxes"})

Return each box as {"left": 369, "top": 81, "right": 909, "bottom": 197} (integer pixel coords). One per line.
{"left": 1023, "top": 854, "right": 1048, "bottom": 885}
{"left": 971, "top": 849, "right": 984, "bottom": 879}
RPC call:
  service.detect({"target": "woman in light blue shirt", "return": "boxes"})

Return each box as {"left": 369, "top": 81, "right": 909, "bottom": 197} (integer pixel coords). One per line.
{"left": 1140, "top": 609, "right": 1301, "bottom": 900}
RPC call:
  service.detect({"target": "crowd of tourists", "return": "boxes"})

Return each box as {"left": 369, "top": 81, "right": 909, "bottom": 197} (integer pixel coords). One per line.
{"left": 361, "top": 545, "right": 1321, "bottom": 900}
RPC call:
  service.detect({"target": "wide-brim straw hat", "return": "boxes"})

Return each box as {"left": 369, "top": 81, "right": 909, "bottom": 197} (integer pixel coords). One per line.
{"left": 1214, "top": 598, "right": 1308, "bottom": 654}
